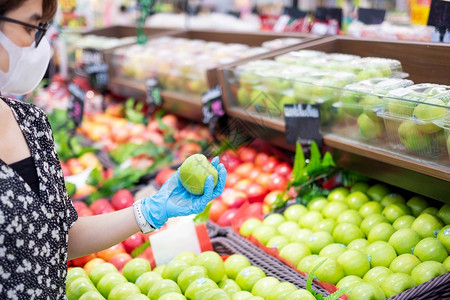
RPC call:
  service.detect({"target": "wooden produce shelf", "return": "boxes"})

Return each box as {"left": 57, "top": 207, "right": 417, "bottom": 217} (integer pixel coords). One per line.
{"left": 109, "top": 77, "right": 204, "bottom": 122}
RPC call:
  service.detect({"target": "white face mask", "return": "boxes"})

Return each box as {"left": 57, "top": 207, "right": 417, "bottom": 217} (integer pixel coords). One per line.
{"left": 0, "top": 31, "right": 51, "bottom": 95}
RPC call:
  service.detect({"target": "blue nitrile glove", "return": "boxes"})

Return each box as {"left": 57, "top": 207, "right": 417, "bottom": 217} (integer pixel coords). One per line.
{"left": 141, "top": 156, "right": 227, "bottom": 229}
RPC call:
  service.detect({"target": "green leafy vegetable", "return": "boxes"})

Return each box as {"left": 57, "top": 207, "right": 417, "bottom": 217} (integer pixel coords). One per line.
{"left": 131, "top": 241, "right": 151, "bottom": 258}
{"left": 193, "top": 202, "right": 212, "bottom": 224}
{"left": 125, "top": 98, "right": 146, "bottom": 124}
{"left": 306, "top": 258, "right": 347, "bottom": 300}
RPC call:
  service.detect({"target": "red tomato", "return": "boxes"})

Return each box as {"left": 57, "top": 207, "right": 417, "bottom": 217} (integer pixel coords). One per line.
{"left": 234, "top": 162, "right": 255, "bottom": 178}
{"left": 225, "top": 173, "right": 241, "bottom": 188}
{"left": 268, "top": 174, "right": 288, "bottom": 191}
{"left": 70, "top": 253, "right": 97, "bottom": 267}
{"left": 221, "top": 190, "right": 247, "bottom": 209}
{"left": 246, "top": 182, "right": 268, "bottom": 203}
{"left": 209, "top": 200, "right": 228, "bottom": 222}
{"left": 238, "top": 147, "right": 257, "bottom": 163}
{"left": 254, "top": 152, "right": 270, "bottom": 167}
{"left": 274, "top": 162, "right": 293, "bottom": 178}
{"left": 248, "top": 168, "right": 262, "bottom": 181}
{"left": 255, "top": 172, "right": 271, "bottom": 188}
{"left": 220, "top": 150, "right": 242, "bottom": 173}
{"left": 155, "top": 167, "right": 176, "bottom": 186}
{"left": 234, "top": 179, "right": 252, "bottom": 193}
{"left": 261, "top": 156, "right": 279, "bottom": 173}
{"left": 217, "top": 208, "right": 239, "bottom": 227}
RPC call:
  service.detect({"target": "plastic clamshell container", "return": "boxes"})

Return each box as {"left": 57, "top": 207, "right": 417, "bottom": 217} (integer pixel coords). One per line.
{"left": 377, "top": 85, "right": 449, "bottom": 158}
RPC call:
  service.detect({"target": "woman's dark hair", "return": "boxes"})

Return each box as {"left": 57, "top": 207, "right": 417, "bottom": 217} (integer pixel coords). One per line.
{"left": 0, "top": 0, "right": 58, "bottom": 21}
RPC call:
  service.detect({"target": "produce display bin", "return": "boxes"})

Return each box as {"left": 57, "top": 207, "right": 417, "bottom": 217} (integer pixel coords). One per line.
{"left": 107, "top": 29, "right": 321, "bottom": 122}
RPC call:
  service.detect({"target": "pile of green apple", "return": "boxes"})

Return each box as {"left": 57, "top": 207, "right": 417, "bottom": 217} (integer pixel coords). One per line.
{"left": 240, "top": 183, "right": 450, "bottom": 300}
{"left": 66, "top": 251, "right": 319, "bottom": 300}
{"left": 338, "top": 78, "right": 414, "bottom": 140}
{"left": 383, "top": 84, "right": 449, "bottom": 155}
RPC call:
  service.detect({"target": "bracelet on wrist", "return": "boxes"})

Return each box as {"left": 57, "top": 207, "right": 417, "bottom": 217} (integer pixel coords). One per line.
{"left": 133, "top": 199, "right": 155, "bottom": 234}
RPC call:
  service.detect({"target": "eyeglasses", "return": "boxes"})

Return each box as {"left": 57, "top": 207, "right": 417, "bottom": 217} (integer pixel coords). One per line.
{"left": 0, "top": 15, "right": 49, "bottom": 47}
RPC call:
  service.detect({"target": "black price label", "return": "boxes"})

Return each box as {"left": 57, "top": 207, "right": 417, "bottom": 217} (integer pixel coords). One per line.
{"left": 80, "top": 48, "right": 109, "bottom": 89}
{"left": 202, "top": 85, "right": 225, "bottom": 125}
{"left": 284, "top": 104, "right": 322, "bottom": 145}
{"left": 67, "top": 82, "right": 86, "bottom": 127}
{"left": 358, "top": 8, "right": 386, "bottom": 25}
{"left": 145, "top": 77, "right": 162, "bottom": 113}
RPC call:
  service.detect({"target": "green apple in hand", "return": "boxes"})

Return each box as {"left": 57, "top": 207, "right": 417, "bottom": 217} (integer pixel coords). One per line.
{"left": 411, "top": 261, "right": 448, "bottom": 285}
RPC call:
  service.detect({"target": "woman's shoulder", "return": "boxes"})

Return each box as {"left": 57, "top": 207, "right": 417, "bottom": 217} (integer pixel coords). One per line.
{"left": 1, "top": 96, "right": 49, "bottom": 124}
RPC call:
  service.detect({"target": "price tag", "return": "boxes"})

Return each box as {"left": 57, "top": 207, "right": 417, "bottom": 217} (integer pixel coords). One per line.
{"left": 284, "top": 104, "right": 322, "bottom": 145}
{"left": 145, "top": 77, "right": 162, "bottom": 113}
{"left": 67, "top": 82, "right": 86, "bottom": 127}
{"left": 358, "top": 8, "right": 386, "bottom": 25}
{"left": 202, "top": 85, "right": 225, "bottom": 125}
{"left": 80, "top": 48, "right": 109, "bottom": 90}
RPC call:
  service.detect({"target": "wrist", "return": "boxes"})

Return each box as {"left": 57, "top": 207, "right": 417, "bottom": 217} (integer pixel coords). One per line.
{"left": 133, "top": 199, "right": 156, "bottom": 234}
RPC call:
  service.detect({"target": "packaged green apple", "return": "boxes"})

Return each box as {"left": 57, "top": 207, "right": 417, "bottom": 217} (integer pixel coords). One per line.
{"left": 342, "top": 57, "right": 406, "bottom": 80}
{"left": 274, "top": 50, "right": 326, "bottom": 65}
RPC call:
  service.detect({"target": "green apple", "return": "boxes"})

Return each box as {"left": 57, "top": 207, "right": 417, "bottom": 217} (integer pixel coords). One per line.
{"left": 348, "top": 282, "right": 385, "bottom": 300}
{"left": 265, "top": 282, "right": 297, "bottom": 300}
{"left": 357, "top": 113, "right": 382, "bottom": 139}
{"left": 263, "top": 214, "right": 286, "bottom": 227}
{"left": 363, "top": 266, "right": 393, "bottom": 286}
{"left": 158, "top": 292, "right": 185, "bottom": 300}
{"left": 312, "top": 258, "right": 345, "bottom": 285}
{"left": 296, "top": 254, "right": 320, "bottom": 273}
{"left": 298, "top": 211, "right": 323, "bottom": 229}
{"left": 367, "top": 184, "right": 390, "bottom": 202}
{"left": 393, "top": 215, "right": 416, "bottom": 230}
{"left": 66, "top": 267, "right": 89, "bottom": 290}
{"left": 240, "top": 219, "right": 262, "bottom": 238}
{"left": 380, "top": 273, "right": 416, "bottom": 298}
{"left": 359, "top": 201, "right": 383, "bottom": 218}
{"left": 437, "top": 225, "right": 450, "bottom": 253}
{"left": 279, "top": 242, "right": 311, "bottom": 265}
{"left": 179, "top": 154, "right": 218, "bottom": 195}
{"left": 290, "top": 228, "right": 313, "bottom": 243}
{"left": 422, "top": 207, "right": 439, "bottom": 216}
{"left": 148, "top": 279, "right": 182, "bottom": 300}
{"left": 307, "top": 197, "right": 329, "bottom": 212}
{"left": 174, "top": 252, "right": 197, "bottom": 265}
{"left": 398, "top": 121, "right": 431, "bottom": 152}
{"left": 279, "top": 95, "right": 298, "bottom": 111}
{"left": 152, "top": 265, "right": 165, "bottom": 276}
{"left": 346, "top": 192, "right": 370, "bottom": 210}
{"left": 251, "top": 277, "right": 280, "bottom": 298}
{"left": 78, "top": 291, "right": 105, "bottom": 300}
{"left": 336, "top": 275, "right": 363, "bottom": 293}
{"left": 361, "top": 214, "right": 389, "bottom": 236}
{"left": 388, "top": 228, "right": 421, "bottom": 255}
{"left": 195, "top": 251, "right": 226, "bottom": 283}
{"left": 283, "top": 204, "right": 308, "bottom": 222}
{"left": 388, "top": 97, "right": 416, "bottom": 116}
{"left": 438, "top": 204, "right": 450, "bottom": 225}
{"left": 337, "top": 210, "right": 363, "bottom": 226}
{"left": 251, "top": 225, "right": 278, "bottom": 246}
{"left": 380, "top": 193, "right": 406, "bottom": 207}
{"left": 443, "top": 256, "right": 450, "bottom": 271}
{"left": 67, "top": 277, "right": 96, "bottom": 300}
{"left": 287, "top": 289, "right": 316, "bottom": 300}
{"left": 413, "top": 237, "right": 447, "bottom": 263}
{"left": 237, "top": 87, "right": 250, "bottom": 106}
{"left": 224, "top": 254, "right": 250, "bottom": 280}
{"left": 136, "top": 271, "right": 163, "bottom": 295}
{"left": 337, "top": 249, "right": 371, "bottom": 278}
{"left": 407, "top": 196, "right": 429, "bottom": 217}
{"left": 306, "top": 231, "right": 334, "bottom": 254}
{"left": 88, "top": 263, "right": 118, "bottom": 286}
{"left": 219, "top": 279, "right": 241, "bottom": 296}
{"left": 327, "top": 187, "right": 350, "bottom": 202}
{"left": 382, "top": 203, "right": 412, "bottom": 223}
{"left": 201, "top": 288, "right": 231, "bottom": 300}
{"left": 411, "top": 213, "right": 444, "bottom": 238}
{"left": 413, "top": 98, "right": 446, "bottom": 133}
{"left": 313, "top": 219, "right": 337, "bottom": 233}
{"left": 277, "top": 221, "right": 300, "bottom": 237}
{"left": 411, "top": 261, "right": 448, "bottom": 285}
{"left": 235, "top": 266, "right": 266, "bottom": 292}
{"left": 322, "top": 201, "right": 349, "bottom": 220}
{"left": 351, "top": 182, "right": 370, "bottom": 193}
{"left": 108, "top": 282, "right": 141, "bottom": 300}
{"left": 365, "top": 241, "right": 397, "bottom": 268}
{"left": 319, "top": 243, "right": 347, "bottom": 260}
{"left": 333, "top": 223, "right": 365, "bottom": 245}
{"left": 367, "top": 222, "right": 396, "bottom": 242}
{"left": 185, "top": 278, "right": 218, "bottom": 300}
{"left": 267, "top": 235, "right": 290, "bottom": 250}
{"left": 347, "top": 239, "right": 370, "bottom": 253}
{"left": 161, "top": 259, "right": 190, "bottom": 282}
{"left": 97, "top": 272, "right": 127, "bottom": 299}
{"left": 389, "top": 254, "right": 421, "bottom": 274}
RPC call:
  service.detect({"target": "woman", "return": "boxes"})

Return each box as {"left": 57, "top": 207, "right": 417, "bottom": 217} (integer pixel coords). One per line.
{"left": 0, "top": 0, "right": 226, "bottom": 298}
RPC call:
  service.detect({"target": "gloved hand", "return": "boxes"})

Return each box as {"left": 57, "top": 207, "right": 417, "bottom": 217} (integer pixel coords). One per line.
{"left": 141, "top": 156, "right": 227, "bottom": 229}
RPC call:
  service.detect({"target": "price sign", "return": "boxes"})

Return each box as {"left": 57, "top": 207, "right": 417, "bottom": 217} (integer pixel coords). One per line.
{"left": 145, "top": 77, "right": 162, "bottom": 113}
{"left": 358, "top": 8, "right": 386, "bottom": 25}
{"left": 80, "top": 48, "right": 109, "bottom": 89}
{"left": 284, "top": 104, "right": 322, "bottom": 145}
{"left": 67, "top": 82, "right": 86, "bottom": 127}
{"left": 202, "top": 85, "right": 225, "bottom": 125}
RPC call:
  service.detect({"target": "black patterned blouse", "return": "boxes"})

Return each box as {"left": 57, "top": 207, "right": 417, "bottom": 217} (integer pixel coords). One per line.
{"left": 0, "top": 97, "right": 78, "bottom": 299}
